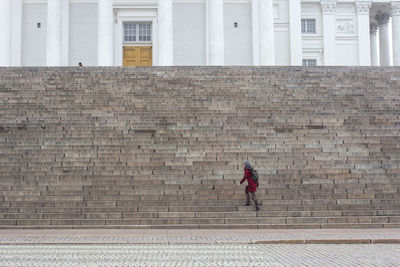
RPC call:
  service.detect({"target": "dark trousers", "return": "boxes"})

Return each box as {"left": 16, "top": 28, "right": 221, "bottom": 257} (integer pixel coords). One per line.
{"left": 245, "top": 191, "right": 258, "bottom": 206}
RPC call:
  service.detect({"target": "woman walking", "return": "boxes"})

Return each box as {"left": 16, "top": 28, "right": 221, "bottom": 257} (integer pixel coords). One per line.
{"left": 240, "top": 161, "right": 260, "bottom": 211}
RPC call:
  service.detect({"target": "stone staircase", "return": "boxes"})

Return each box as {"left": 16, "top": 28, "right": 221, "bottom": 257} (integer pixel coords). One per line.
{"left": 1, "top": 66, "right": 400, "bottom": 229}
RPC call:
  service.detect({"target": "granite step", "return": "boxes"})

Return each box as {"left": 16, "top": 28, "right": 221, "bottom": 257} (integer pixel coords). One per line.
{"left": 1, "top": 66, "right": 400, "bottom": 228}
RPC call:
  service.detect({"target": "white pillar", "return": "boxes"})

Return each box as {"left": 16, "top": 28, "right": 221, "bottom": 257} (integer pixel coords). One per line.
{"left": 356, "top": 1, "right": 371, "bottom": 66}
{"left": 46, "top": 0, "right": 63, "bottom": 66}
{"left": 259, "top": 0, "right": 275, "bottom": 65}
{"left": 370, "top": 23, "right": 379, "bottom": 66}
{"left": 10, "top": 0, "right": 22, "bottom": 66}
{"left": 321, "top": 0, "right": 337, "bottom": 66}
{"left": 62, "top": 0, "right": 69, "bottom": 66}
{"left": 98, "top": 0, "right": 114, "bottom": 66}
{"left": 0, "top": 0, "right": 12, "bottom": 66}
{"left": 379, "top": 23, "right": 390, "bottom": 66}
{"left": 376, "top": 12, "right": 391, "bottom": 66}
{"left": 208, "top": 0, "right": 224, "bottom": 65}
{"left": 289, "top": 0, "right": 302, "bottom": 66}
{"left": 252, "top": 0, "right": 260, "bottom": 65}
{"left": 158, "top": 0, "right": 173, "bottom": 66}
{"left": 392, "top": 1, "right": 400, "bottom": 66}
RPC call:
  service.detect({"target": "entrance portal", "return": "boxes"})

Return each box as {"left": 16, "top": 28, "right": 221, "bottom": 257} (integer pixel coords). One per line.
{"left": 123, "top": 46, "right": 152, "bottom": 66}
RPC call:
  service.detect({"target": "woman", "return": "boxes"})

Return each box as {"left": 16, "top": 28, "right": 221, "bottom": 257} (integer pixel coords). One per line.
{"left": 240, "top": 161, "right": 260, "bottom": 211}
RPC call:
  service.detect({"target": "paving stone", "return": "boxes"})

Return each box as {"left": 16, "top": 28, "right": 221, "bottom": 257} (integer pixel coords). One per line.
{"left": 0, "top": 243, "right": 399, "bottom": 267}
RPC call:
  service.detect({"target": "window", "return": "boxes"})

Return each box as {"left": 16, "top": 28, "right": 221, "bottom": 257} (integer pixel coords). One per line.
{"left": 124, "top": 23, "right": 137, "bottom": 42}
{"left": 124, "top": 23, "right": 152, "bottom": 42}
{"left": 301, "top": 19, "right": 316, "bottom": 34}
{"left": 302, "top": 59, "right": 317, "bottom": 66}
{"left": 138, "top": 23, "right": 152, "bottom": 42}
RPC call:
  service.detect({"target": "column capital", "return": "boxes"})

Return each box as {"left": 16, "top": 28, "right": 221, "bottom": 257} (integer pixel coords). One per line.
{"left": 370, "top": 22, "right": 378, "bottom": 34}
{"left": 392, "top": 1, "right": 400, "bottom": 16}
{"left": 321, "top": 0, "right": 337, "bottom": 15}
{"left": 355, "top": 1, "right": 371, "bottom": 15}
{"left": 375, "top": 11, "right": 391, "bottom": 26}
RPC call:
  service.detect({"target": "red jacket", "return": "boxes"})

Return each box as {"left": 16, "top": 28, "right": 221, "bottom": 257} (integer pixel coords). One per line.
{"left": 240, "top": 166, "right": 258, "bottom": 193}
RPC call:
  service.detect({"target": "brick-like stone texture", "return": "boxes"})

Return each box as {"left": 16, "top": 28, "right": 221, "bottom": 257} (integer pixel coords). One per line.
{"left": 0, "top": 66, "right": 400, "bottom": 228}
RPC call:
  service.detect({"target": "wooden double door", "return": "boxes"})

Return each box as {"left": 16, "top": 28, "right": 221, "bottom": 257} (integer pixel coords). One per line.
{"left": 123, "top": 46, "right": 152, "bottom": 66}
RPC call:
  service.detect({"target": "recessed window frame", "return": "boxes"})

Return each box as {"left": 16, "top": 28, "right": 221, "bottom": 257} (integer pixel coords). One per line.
{"left": 123, "top": 22, "right": 152, "bottom": 44}
{"left": 301, "top": 19, "right": 317, "bottom": 34}
{"left": 302, "top": 59, "right": 317, "bottom": 66}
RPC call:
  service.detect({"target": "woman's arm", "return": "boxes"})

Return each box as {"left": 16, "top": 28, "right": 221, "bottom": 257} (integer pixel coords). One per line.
{"left": 240, "top": 169, "right": 251, "bottom": 184}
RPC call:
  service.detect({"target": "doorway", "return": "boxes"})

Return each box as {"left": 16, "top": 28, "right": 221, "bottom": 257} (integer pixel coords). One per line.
{"left": 122, "top": 22, "right": 153, "bottom": 66}
{"left": 123, "top": 46, "right": 152, "bottom": 66}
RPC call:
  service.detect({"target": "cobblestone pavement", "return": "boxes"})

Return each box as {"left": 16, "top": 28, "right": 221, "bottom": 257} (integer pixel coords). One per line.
{"left": 1, "top": 229, "right": 399, "bottom": 244}
{"left": 0, "top": 244, "right": 399, "bottom": 266}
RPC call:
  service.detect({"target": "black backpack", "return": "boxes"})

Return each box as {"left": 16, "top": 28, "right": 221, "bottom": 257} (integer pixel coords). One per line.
{"left": 251, "top": 170, "right": 259, "bottom": 181}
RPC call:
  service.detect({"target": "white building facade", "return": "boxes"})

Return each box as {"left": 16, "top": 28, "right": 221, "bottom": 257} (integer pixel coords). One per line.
{"left": 0, "top": 0, "right": 399, "bottom": 67}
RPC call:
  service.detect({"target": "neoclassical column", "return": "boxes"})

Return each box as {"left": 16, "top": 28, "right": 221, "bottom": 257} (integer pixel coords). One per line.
{"left": 208, "top": 0, "right": 224, "bottom": 65}
{"left": 252, "top": 0, "right": 260, "bottom": 65}
{"left": 376, "top": 11, "right": 391, "bottom": 66}
{"left": 0, "top": 0, "right": 11, "bottom": 66}
{"left": 392, "top": 1, "right": 400, "bottom": 66}
{"left": 47, "top": 0, "right": 63, "bottom": 66}
{"left": 355, "top": 1, "right": 371, "bottom": 66}
{"left": 356, "top": 1, "right": 372, "bottom": 66}
{"left": 370, "top": 23, "right": 379, "bottom": 66}
{"left": 62, "top": 0, "right": 69, "bottom": 66}
{"left": 158, "top": 0, "right": 173, "bottom": 66}
{"left": 98, "top": 0, "right": 114, "bottom": 66}
{"left": 321, "top": 0, "right": 337, "bottom": 66}
{"left": 259, "top": 0, "right": 275, "bottom": 65}
{"left": 289, "top": 0, "right": 302, "bottom": 66}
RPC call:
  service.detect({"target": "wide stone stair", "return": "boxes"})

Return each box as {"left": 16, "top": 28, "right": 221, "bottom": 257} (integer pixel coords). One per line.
{"left": 1, "top": 67, "right": 400, "bottom": 229}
